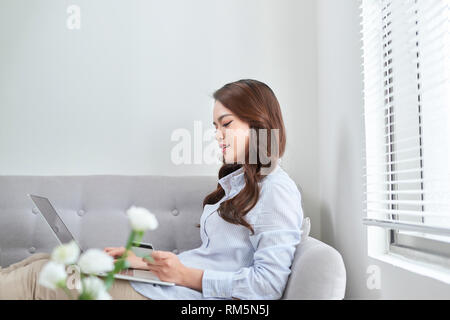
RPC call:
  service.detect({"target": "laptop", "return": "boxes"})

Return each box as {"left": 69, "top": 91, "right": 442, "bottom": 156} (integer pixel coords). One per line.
{"left": 28, "top": 194, "right": 175, "bottom": 286}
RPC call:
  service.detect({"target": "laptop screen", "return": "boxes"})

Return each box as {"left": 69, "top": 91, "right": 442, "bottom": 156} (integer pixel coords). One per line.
{"left": 28, "top": 194, "right": 82, "bottom": 251}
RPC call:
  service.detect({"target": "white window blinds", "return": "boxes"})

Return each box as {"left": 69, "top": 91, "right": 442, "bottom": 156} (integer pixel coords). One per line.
{"left": 361, "top": 0, "right": 450, "bottom": 238}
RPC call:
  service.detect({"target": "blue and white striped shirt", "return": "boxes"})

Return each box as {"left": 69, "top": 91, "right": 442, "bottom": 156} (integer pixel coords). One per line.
{"left": 130, "top": 161, "right": 304, "bottom": 300}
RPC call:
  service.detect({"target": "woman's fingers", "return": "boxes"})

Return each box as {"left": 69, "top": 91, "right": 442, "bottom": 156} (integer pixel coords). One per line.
{"left": 104, "top": 246, "right": 125, "bottom": 251}
{"left": 105, "top": 249, "right": 118, "bottom": 257}
{"left": 143, "top": 258, "right": 163, "bottom": 266}
{"left": 146, "top": 264, "right": 160, "bottom": 273}
{"left": 103, "top": 247, "right": 126, "bottom": 257}
{"left": 152, "top": 250, "right": 170, "bottom": 260}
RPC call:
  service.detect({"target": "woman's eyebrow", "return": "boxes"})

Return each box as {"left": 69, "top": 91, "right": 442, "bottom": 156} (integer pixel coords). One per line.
{"left": 213, "top": 113, "right": 233, "bottom": 126}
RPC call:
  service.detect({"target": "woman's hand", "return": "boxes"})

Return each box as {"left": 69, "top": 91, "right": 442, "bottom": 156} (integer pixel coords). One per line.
{"left": 103, "top": 246, "right": 149, "bottom": 270}
{"left": 144, "top": 250, "right": 189, "bottom": 286}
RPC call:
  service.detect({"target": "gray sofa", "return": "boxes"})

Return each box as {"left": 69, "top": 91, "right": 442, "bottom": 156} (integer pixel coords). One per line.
{"left": 0, "top": 174, "right": 346, "bottom": 299}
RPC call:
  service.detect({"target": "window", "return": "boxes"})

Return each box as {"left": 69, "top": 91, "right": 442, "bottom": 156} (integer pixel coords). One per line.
{"left": 361, "top": 0, "right": 450, "bottom": 282}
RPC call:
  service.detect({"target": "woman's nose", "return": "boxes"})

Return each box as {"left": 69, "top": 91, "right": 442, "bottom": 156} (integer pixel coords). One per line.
{"left": 215, "top": 128, "right": 224, "bottom": 142}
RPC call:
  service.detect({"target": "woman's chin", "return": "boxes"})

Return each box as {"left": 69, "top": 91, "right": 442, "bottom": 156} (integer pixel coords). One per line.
{"left": 223, "top": 158, "right": 246, "bottom": 165}
{"left": 222, "top": 154, "right": 234, "bottom": 164}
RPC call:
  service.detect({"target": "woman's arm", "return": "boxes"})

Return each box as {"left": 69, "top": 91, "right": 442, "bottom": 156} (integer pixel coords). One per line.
{"left": 180, "top": 266, "right": 204, "bottom": 292}
{"left": 180, "top": 267, "right": 240, "bottom": 299}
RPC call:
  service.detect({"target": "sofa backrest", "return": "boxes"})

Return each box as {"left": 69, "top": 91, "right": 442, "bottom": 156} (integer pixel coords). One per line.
{"left": 0, "top": 175, "right": 218, "bottom": 266}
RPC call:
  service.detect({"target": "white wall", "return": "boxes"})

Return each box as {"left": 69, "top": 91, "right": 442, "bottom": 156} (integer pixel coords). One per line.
{"left": 317, "top": 0, "right": 450, "bottom": 298}
{"left": 0, "top": 0, "right": 320, "bottom": 238}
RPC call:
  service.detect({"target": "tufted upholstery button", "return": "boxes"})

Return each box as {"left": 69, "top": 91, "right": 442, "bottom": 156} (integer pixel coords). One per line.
{"left": 77, "top": 209, "right": 85, "bottom": 217}
{"left": 172, "top": 249, "right": 179, "bottom": 254}
{"left": 28, "top": 246, "right": 36, "bottom": 254}
{"left": 32, "top": 208, "right": 39, "bottom": 215}
{"left": 171, "top": 208, "right": 179, "bottom": 216}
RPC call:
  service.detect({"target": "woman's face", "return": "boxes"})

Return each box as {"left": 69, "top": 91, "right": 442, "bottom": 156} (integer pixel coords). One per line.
{"left": 213, "top": 100, "right": 250, "bottom": 164}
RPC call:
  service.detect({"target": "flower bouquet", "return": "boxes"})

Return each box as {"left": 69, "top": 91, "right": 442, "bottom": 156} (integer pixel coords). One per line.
{"left": 38, "top": 205, "right": 158, "bottom": 300}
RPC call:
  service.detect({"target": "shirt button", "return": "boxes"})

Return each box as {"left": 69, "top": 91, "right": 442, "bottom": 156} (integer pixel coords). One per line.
{"left": 77, "top": 209, "right": 85, "bottom": 217}
{"left": 172, "top": 249, "right": 179, "bottom": 254}
{"left": 32, "top": 208, "right": 39, "bottom": 215}
{"left": 29, "top": 247, "right": 36, "bottom": 254}
{"left": 171, "top": 208, "right": 179, "bottom": 216}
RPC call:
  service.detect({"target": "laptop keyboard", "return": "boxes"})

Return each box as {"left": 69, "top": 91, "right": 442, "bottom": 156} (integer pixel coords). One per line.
{"left": 117, "top": 269, "right": 161, "bottom": 281}
{"left": 134, "top": 269, "right": 160, "bottom": 280}
{"left": 118, "top": 269, "right": 134, "bottom": 276}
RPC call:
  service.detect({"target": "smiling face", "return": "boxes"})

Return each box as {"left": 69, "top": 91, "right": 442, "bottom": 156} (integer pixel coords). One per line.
{"left": 213, "top": 100, "right": 250, "bottom": 164}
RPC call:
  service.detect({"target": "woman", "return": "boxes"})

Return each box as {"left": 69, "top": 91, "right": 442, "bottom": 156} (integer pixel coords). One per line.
{"left": 0, "top": 79, "right": 304, "bottom": 300}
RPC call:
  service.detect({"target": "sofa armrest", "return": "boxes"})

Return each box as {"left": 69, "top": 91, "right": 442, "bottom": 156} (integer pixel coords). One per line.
{"left": 281, "top": 237, "right": 346, "bottom": 300}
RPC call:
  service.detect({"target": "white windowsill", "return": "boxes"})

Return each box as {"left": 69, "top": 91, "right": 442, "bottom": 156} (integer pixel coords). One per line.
{"left": 368, "top": 251, "right": 450, "bottom": 285}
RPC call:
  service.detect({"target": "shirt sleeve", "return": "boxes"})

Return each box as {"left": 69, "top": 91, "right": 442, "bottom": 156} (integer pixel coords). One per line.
{"left": 201, "top": 181, "right": 303, "bottom": 300}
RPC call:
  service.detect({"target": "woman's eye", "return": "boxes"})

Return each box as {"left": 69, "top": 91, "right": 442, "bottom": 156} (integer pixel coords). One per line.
{"left": 223, "top": 121, "right": 233, "bottom": 127}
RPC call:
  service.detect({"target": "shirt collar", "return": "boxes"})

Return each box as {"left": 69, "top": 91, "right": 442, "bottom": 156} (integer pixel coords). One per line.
{"left": 218, "top": 159, "right": 282, "bottom": 196}
{"left": 218, "top": 166, "right": 245, "bottom": 197}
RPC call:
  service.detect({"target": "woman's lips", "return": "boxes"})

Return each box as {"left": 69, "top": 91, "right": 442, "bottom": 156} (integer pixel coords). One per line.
{"left": 221, "top": 144, "right": 230, "bottom": 153}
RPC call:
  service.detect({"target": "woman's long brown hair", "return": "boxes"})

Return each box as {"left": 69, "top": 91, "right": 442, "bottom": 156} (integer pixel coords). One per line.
{"left": 198, "top": 79, "right": 286, "bottom": 235}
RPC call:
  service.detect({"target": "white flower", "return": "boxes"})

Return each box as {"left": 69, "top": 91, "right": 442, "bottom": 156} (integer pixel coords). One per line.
{"left": 78, "top": 249, "right": 114, "bottom": 274}
{"left": 38, "top": 261, "right": 67, "bottom": 290}
{"left": 78, "top": 276, "right": 112, "bottom": 300}
{"left": 126, "top": 205, "right": 158, "bottom": 231}
{"left": 51, "top": 240, "right": 80, "bottom": 265}
{"left": 96, "top": 289, "right": 112, "bottom": 300}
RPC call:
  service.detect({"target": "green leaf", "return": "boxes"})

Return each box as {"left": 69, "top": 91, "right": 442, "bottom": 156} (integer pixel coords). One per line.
{"left": 104, "top": 275, "right": 115, "bottom": 291}
{"left": 78, "top": 291, "right": 93, "bottom": 300}
{"left": 125, "top": 230, "right": 136, "bottom": 250}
